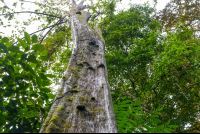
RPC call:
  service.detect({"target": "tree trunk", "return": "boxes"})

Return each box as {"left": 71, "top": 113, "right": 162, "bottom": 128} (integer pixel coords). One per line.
{"left": 39, "top": 6, "right": 118, "bottom": 133}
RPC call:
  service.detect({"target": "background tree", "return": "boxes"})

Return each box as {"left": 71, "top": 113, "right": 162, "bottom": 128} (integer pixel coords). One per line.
{"left": 155, "top": 0, "right": 200, "bottom": 36}
{"left": 102, "top": 1, "right": 200, "bottom": 133}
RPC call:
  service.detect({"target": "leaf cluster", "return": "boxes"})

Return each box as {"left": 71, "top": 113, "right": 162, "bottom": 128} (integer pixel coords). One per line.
{"left": 0, "top": 32, "right": 55, "bottom": 133}
{"left": 114, "top": 95, "right": 178, "bottom": 133}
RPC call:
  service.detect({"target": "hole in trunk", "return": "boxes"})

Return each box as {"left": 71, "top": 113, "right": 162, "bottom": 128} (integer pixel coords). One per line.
{"left": 76, "top": 12, "right": 81, "bottom": 15}
{"left": 91, "top": 97, "right": 95, "bottom": 101}
{"left": 88, "top": 67, "right": 95, "bottom": 70}
{"left": 97, "top": 64, "right": 105, "bottom": 68}
{"left": 89, "top": 41, "right": 96, "bottom": 45}
{"left": 77, "top": 105, "right": 85, "bottom": 111}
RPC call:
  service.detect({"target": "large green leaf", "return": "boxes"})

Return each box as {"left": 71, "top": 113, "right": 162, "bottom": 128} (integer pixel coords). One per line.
{"left": 27, "top": 55, "right": 37, "bottom": 63}
{"left": 31, "top": 44, "right": 44, "bottom": 51}
{"left": 41, "top": 50, "right": 48, "bottom": 56}
{"left": 40, "top": 88, "right": 51, "bottom": 93}
{"left": 36, "top": 75, "right": 41, "bottom": 88}
{"left": 0, "top": 43, "right": 7, "bottom": 52}
{"left": 31, "top": 35, "right": 38, "bottom": 43}
{"left": 17, "top": 38, "right": 27, "bottom": 49}
{"left": 39, "top": 56, "right": 48, "bottom": 61}
{"left": 1, "top": 37, "right": 8, "bottom": 43}
{"left": 24, "top": 32, "right": 31, "bottom": 45}
{"left": 8, "top": 46, "right": 19, "bottom": 52}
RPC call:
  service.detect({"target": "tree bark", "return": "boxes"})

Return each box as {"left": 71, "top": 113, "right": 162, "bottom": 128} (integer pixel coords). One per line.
{"left": 39, "top": 5, "right": 118, "bottom": 133}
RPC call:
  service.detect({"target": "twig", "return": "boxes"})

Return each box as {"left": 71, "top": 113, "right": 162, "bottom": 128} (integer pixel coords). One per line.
{"left": 0, "top": 11, "right": 61, "bottom": 19}
{"left": 90, "top": 10, "right": 104, "bottom": 21}
{"left": 40, "top": 20, "right": 61, "bottom": 44}
{"left": 23, "top": 0, "right": 63, "bottom": 11}
{"left": 12, "top": 20, "right": 68, "bottom": 45}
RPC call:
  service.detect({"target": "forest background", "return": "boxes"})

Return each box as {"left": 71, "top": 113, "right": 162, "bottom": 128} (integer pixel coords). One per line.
{"left": 0, "top": 0, "right": 199, "bottom": 133}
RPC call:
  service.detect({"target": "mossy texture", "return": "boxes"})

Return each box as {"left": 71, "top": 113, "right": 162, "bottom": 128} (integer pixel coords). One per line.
{"left": 56, "top": 106, "right": 64, "bottom": 112}
{"left": 65, "top": 123, "right": 71, "bottom": 131}
{"left": 45, "top": 122, "right": 61, "bottom": 133}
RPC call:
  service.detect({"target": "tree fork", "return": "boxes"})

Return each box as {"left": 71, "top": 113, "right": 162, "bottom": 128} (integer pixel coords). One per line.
{"left": 39, "top": 1, "right": 118, "bottom": 133}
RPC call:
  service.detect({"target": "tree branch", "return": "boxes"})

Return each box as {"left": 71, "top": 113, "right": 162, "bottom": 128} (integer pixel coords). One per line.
{"left": 12, "top": 20, "right": 68, "bottom": 45}
{"left": 0, "top": 11, "right": 61, "bottom": 19}
{"left": 90, "top": 10, "right": 104, "bottom": 21}
{"left": 40, "top": 20, "right": 61, "bottom": 44}
{"left": 23, "top": 1, "right": 64, "bottom": 11}
{"left": 0, "top": 1, "right": 14, "bottom": 11}
{"left": 71, "top": 0, "right": 92, "bottom": 10}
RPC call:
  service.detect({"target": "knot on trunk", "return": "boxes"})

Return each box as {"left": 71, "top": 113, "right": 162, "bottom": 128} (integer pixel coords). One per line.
{"left": 77, "top": 105, "right": 86, "bottom": 111}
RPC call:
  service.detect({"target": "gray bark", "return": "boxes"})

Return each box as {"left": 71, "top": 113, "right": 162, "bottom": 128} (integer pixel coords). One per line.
{"left": 39, "top": 2, "right": 118, "bottom": 133}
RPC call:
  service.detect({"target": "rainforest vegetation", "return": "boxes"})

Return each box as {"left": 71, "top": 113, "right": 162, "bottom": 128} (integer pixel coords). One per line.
{"left": 0, "top": 0, "right": 199, "bottom": 133}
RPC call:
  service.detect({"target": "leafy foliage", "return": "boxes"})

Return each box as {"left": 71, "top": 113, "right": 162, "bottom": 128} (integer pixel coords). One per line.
{"left": 0, "top": 0, "right": 199, "bottom": 133}
{"left": 0, "top": 33, "right": 55, "bottom": 133}
{"left": 150, "top": 24, "right": 200, "bottom": 132}
{"left": 102, "top": 2, "right": 200, "bottom": 133}
{"left": 155, "top": 0, "right": 200, "bottom": 36}
{"left": 114, "top": 95, "right": 178, "bottom": 133}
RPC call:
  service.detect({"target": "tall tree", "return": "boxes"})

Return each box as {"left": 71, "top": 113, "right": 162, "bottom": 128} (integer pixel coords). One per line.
{"left": 38, "top": 0, "right": 118, "bottom": 133}
{"left": 0, "top": 0, "right": 179, "bottom": 133}
{"left": 0, "top": 0, "right": 118, "bottom": 133}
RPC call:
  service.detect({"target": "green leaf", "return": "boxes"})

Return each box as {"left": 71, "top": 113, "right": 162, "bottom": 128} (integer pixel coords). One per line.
{"left": 27, "top": 55, "right": 37, "bottom": 63}
{"left": 0, "top": 43, "right": 7, "bottom": 52}
{"left": 1, "top": 37, "right": 8, "bottom": 43}
{"left": 41, "top": 80, "right": 51, "bottom": 86}
{"left": 41, "top": 51, "right": 48, "bottom": 56}
{"left": 8, "top": 65, "right": 14, "bottom": 73}
{"left": 134, "top": 101, "right": 143, "bottom": 106}
{"left": 165, "top": 128, "right": 175, "bottom": 132}
{"left": 31, "top": 44, "right": 44, "bottom": 51}
{"left": 27, "top": 64, "right": 35, "bottom": 75}
{"left": 151, "top": 118, "right": 162, "bottom": 123}
{"left": 165, "top": 119, "right": 171, "bottom": 126}
{"left": 35, "top": 63, "right": 41, "bottom": 71}
{"left": 17, "top": 38, "right": 27, "bottom": 49}
{"left": 150, "top": 110, "right": 153, "bottom": 115}
{"left": 168, "top": 125, "right": 178, "bottom": 128}
{"left": 162, "top": 129, "right": 171, "bottom": 133}
{"left": 39, "top": 73, "right": 47, "bottom": 80}
{"left": 21, "top": 54, "right": 28, "bottom": 60}
{"left": 27, "top": 101, "right": 33, "bottom": 105}
{"left": 48, "top": 93, "right": 56, "bottom": 99}
{"left": 120, "top": 100, "right": 132, "bottom": 104}
{"left": 46, "top": 74, "right": 55, "bottom": 78}
{"left": 32, "top": 35, "right": 38, "bottom": 43}
{"left": 8, "top": 46, "right": 19, "bottom": 52}
{"left": 157, "top": 106, "right": 163, "bottom": 111}
{"left": 121, "top": 129, "right": 127, "bottom": 133}
{"left": 39, "top": 56, "right": 48, "bottom": 61}
{"left": 36, "top": 75, "right": 41, "bottom": 88}
{"left": 133, "top": 110, "right": 142, "bottom": 114}
{"left": 40, "top": 88, "right": 51, "bottom": 93}
{"left": 134, "top": 107, "right": 143, "bottom": 110}
{"left": 5, "top": 42, "right": 12, "bottom": 47}
{"left": 132, "top": 113, "right": 140, "bottom": 118}
{"left": 24, "top": 32, "right": 31, "bottom": 45}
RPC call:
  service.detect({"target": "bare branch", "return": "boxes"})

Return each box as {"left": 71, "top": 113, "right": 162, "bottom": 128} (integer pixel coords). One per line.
{"left": 1, "top": 1, "right": 14, "bottom": 11}
{"left": 0, "top": 11, "right": 61, "bottom": 19}
{"left": 23, "top": 1, "right": 65, "bottom": 11}
{"left": 90, "top": 10, "right": 104, "bottom": 21}
{"left": 12, "top": 20, "right": 68, "bottom": 45}
{"left": 78, "top": 0, "right": 85, "bottom": 5}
